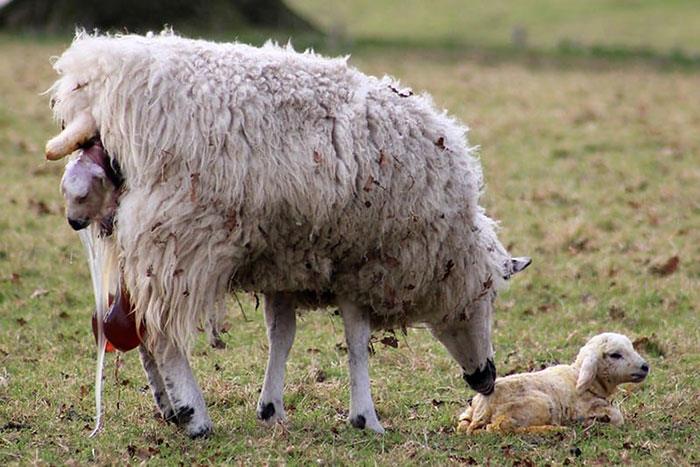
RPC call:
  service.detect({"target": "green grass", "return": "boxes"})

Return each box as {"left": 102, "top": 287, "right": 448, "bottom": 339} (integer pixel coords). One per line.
{"left": 1, "top": 4, "right": 700, "bottom": 464}
{"left": 291, "top": 0, "right": 700, "bottom": 60}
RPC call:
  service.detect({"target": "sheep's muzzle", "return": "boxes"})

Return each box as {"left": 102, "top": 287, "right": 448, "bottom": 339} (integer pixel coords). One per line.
{"left": 463, "top": 358, "right": 496, "bottom": 395}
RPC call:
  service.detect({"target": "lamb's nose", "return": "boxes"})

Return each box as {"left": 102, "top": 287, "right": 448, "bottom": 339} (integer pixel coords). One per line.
{"left": 640, "top": 363, "right": 650, "bottom": 373}
{"left": 68, "top": 218, "right": 89, "bottom": 230}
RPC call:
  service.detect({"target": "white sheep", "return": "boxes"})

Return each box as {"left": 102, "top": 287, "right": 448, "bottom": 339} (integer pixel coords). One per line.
{"left": 457, "top": 332, "right": 649, "bottom": 433}
{"left": 46, "top": 31, "right": 531, "bottom": 437}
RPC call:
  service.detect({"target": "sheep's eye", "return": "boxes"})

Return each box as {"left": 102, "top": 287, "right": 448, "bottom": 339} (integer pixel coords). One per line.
{"left": 609, "top": 352, "right": 623, "bottom": 359}
{"left": 76, "top": 195, "right": 88, "bottom": 204}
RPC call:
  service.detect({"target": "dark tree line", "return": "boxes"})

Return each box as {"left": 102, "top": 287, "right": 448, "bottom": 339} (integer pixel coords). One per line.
{"left": 0, "top": 0, "right": 317, "bottom": 33}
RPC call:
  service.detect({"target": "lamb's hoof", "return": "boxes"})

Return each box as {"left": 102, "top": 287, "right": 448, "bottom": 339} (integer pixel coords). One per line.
{"left": 456, "top": 420, "right": 471, "bottom": 433}
{"left": 350, "top": 413, "right": 385, "bottom": 434}
{"left": 464, "top": 359, "right": 496, "bottom": 395}
{"left": 458, "top": 407, "right": 472, "bottom": 423}
{"left": 257, "top": 401, "right": 286, "bottom": 424}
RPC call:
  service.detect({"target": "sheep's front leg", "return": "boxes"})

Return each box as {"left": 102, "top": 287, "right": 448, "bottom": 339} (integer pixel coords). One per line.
{"left": 257, "top": 293, "right": 296, "bottom": 424}
{"left": 152, "top": 337, "right": 212, "bottom": 438}
{"left": 340, "top": 301, "right": 384, "bottom": 434}
{"left": 430, "top": 303, "right": 496, "bottom": 395}
{"left": 139, "top": 345, "right": 174, "bottom": 420}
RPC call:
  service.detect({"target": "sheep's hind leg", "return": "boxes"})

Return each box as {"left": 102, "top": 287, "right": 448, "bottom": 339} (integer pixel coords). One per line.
{"left": 340, "top": 301, "right": 384, "bottom": 434}
{"left": 257, "top": 293, "right": 296, "bottom": 424}
{"left": 152, "top": 337, "right": 212, "bottom": 438}
{"left": 139, "top": 345, "right": 175, "bottom": 421}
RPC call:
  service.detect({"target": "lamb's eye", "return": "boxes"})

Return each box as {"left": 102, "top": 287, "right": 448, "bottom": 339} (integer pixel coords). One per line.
{"left": 609, "top": 352, "right": 623, "bottom": 359}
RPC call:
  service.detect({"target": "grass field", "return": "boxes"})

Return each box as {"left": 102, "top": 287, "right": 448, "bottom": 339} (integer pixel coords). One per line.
{"left": 1, "top": 2, "right": 700, "bottom": 465}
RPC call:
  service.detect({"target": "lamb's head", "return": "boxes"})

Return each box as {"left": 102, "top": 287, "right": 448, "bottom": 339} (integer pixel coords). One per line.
{"left": 60, "top": 139, "right": 120, "bottom": 234}
{"left": 575, "top": 333, "right": 649, "bottom": 396}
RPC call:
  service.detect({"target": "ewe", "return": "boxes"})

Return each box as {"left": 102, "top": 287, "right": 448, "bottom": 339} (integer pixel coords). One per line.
{"left": 48, "top": 32, "right": 530, "bottom": 437}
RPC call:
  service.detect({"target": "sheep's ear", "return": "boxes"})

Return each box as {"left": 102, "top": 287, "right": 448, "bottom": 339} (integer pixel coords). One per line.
{"left": 576, "top": 351, "right": 597, "bottom": 392}
{"left": 503, "top": 257, "right": 532, "bottom": 280}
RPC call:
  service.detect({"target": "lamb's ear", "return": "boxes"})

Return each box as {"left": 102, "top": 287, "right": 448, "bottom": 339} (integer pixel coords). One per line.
{"left": 576, "top": 350, "right": 598, "bottom": 392}
{"left": 503, "top": 257, "right": 532, "bottom": 280}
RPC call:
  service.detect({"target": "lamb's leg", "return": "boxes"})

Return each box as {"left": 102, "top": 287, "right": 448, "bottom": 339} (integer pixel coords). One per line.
{"left": 607, "top": 407, "right": 624, "bottom": 426}
{"left": 139, "top": 344, "right": 174, "bottom": 421}
{"left": 584, "top": 406, "right": 624, "bottom": 426}
{"left": 151, "top": 336, "right": 212, "bottom": 438}
{"left": 257, "top": 293, "right": 296, "bottom": 424}
{"left": 430, "top": 303, "right": 496, "bottom": 395}
{"left": 340, "top": 301, "right": 384, "bottom": 434}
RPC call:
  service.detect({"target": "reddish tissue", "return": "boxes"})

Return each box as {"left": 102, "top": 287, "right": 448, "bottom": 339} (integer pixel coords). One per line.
{"left": 91, "top": 286, "right": 142, "bottom": 352}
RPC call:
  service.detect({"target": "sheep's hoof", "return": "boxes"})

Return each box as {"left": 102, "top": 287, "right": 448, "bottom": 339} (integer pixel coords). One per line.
{"left": 463, "top": 359, "right": 496, "bottom": 395}
{"left": 257, "top": 401, "right": 286, "bottom": 424}
{"left": 350, "top": 413, "right": 385, "bottom": 434}
{"left": 187, "top": 422, "right": 213, "bottom": 439}
{"left": 177, "top": 407, "right": 213, "bottom": 439}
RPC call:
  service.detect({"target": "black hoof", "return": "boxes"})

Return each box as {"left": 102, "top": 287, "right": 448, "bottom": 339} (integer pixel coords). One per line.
{"left": 463, "top": 359, "right": 496, "bottom": 395}
{"left": 174, "top": 406, "right": 195, "bottom": 425}
{"left": 350, "top": 414, "right": 366, "bottom": 429}
{"left": 163, "top": 409, "right": 177, "bottom": 424}
{"left": 257, "top": 402, "right": 276, "bottom": 421}
{"left": 188, "top": 425, "right": 212, "bottom": 439}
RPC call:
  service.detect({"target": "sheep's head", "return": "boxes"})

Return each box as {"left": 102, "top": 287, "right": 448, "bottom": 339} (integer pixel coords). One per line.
{"left": 575, "top": 333, "right": 649, "bottom": 396}
{"left": 60, "top": 139, "right": 120, "bottom": 234}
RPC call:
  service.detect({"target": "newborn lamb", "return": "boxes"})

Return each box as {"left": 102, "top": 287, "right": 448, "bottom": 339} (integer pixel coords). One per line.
{"left": 457, "top": 332, "right": 649, "bottom": 433}
{"left": 60, "top": 138, "right": 122, "bottom": 235}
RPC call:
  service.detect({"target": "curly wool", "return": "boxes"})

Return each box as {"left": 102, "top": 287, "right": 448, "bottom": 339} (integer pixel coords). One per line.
{"left": 50, "top": 32, "right": 510, "bottom": 350}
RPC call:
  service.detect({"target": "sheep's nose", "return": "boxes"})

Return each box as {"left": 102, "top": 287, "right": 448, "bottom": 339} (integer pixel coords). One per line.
{"left": 640, "top": 363, "right": 650, "bottom": 373}
{"left": 463, "top": 359, "right": 496, "bottom": 396}
{"left": 68, "top": 218, "right": 89, "bottom": 230}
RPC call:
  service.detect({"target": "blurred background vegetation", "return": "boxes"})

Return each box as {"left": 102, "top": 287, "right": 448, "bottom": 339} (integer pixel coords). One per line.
{"left": 1, "top": 0, "right": 699, "bottom": 66}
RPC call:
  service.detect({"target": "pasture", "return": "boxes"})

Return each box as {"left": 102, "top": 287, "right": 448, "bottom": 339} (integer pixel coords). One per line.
{"left": 1, "top": 1, "right": 699, "bottom": 464}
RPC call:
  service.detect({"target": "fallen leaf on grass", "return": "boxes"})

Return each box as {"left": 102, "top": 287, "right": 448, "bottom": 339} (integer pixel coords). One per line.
{"left": 608, "top": 305, "right": 625, "bottom": 320}
{"left": 28, "top": 199, "right": 56, "bottom": 216}
{"left": 30, "top": 288, "right": 49, "bottom": 299}
{"left": 633, "top": 335, "right": 665, "bottom": 357}
{"left": 1, "top": 273, "right": 21, "bottom": 284}
{"left": 313, "top": 369, "right": 326, "bottom": 383}
{"left": 1, "top": 421, "right": 29, "bottom": 431}
{"left": 649, "top": 256, "right": 679, "bottom": 276}
{"left": 449, "top": 455, "right": 478, "bottom": 465}
{"left": 127, "top": 445, "right": 159, "bottom": 461}
{"left": 380, "top": 334, "right": 399, "bottom": 348}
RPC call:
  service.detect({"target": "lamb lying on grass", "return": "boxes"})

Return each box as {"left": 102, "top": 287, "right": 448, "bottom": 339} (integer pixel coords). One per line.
{"left": 457, "top": 333, "right": 649, "bottom": 433}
